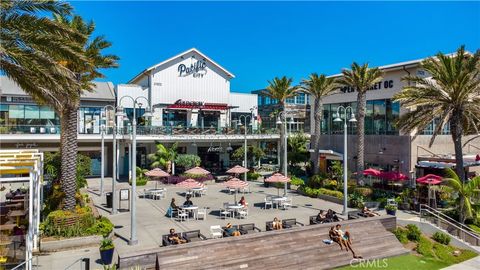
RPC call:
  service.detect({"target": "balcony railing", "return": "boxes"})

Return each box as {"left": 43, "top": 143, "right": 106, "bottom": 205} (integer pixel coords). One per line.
{"left": 0, "top": 125, "right": 284, "bottom": 136}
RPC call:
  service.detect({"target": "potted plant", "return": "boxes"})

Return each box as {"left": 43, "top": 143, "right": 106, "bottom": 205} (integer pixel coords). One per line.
{"left": 385, "top": 204, "right": 397, "bottom": 216}
{"left": 99, "top": 237, "right": 115, "bottom": 265}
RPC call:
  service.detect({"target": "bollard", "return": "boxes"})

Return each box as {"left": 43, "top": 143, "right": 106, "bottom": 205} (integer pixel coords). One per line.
{"left": 82, "top": 258, "right": 90, "bottom": 270}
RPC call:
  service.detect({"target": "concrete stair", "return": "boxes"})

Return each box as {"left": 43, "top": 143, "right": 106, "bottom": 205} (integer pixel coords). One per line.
{"left": 118, "top": 216, "right": 408, "bottom": 269}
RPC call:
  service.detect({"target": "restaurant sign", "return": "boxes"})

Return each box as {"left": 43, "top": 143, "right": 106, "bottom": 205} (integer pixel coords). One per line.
{"left": 207, "top": 146, "right": 224, "bottom": 153}
{"left": 340, "top": 80, "right": 394, "bottom": 93}
{"left": 178, "top": 60, "right": 207, "bottom": 78}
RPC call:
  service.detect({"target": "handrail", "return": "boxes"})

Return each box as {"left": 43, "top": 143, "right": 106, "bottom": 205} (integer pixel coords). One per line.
{"left": 64, "top": 257, "right": 90, "bottom": 270}
{"left": 420, "top": 204, "right": 479, "bottom": 236}
{"left": 11, "top": 256, "right": 37, "bottom": 270}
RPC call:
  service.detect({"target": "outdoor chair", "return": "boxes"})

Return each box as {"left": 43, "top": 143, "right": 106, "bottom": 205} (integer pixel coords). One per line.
{"left": 282, "top": 197, "right": 293, "bottom": 210}
{"left": 201, "top": 186, "right": 208, "bottom": 196}
{"left": 183, "top": 230, "right": 207, "bottom": 243}
{"left": 162, "top": 234, "right": 187, "bottom": 246}
{"left": 265, "top": 221, "right": 274, "bottom": 231}
{"left": 210, "top": 225, "right": 223, "bottom": 239}
{"left": 196, "top": 207, "right": 207, "bottom": 220}
{"left": 264, "top": 197, "right": 273, "bottom": 210}
{"left": 239, "top": 223, "right": 261, "bottom": 234}
{"left": 237, "top": 207, "right": 248, "bottom": 219}
{"left": 282, "top": 218, "right": 304, "bottom": 229}
{"left": 177, "top": 209, "right": 189, "bottom": 222}
{"left": 220, "top": 208, "right": 231, "bottom": 219}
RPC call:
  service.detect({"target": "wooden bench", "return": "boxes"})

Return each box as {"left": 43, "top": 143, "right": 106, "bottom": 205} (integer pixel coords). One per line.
{"left": 183, "top": 230, "right": 207, "bottom": 243}
{"left": 348, "top": 210, "right": 368, "bottom": 220}
{"left": 238, "top": 223, "right": 261, "bottom": 234}
{"left": 266, "top": 218, "right": 304, "bottom": 231}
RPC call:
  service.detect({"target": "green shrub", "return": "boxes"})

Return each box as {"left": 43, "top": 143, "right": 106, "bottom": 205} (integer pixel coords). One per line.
{"left": 100, "top": 237, "right": 114, "bottom": 251}
{"left": 349, "top": 193, "right": 365, "bottom": 208}
{"left": 385, "top": 204, "right": 398, "bottom": 211}
{"left": 318, "top": 188, "right": 343, "bottom": 199}
{"left": 406, "top": 224, "right": 421, "bottom": 242}
{"left": 393, "top": 227, "right": 409, "bottom": 244}
{"left": 247, "top": 172, "right": 262, "bottom": 181}
{"left": 324, "top": 179, "right": 338, "bottom": 190}
{"left": 85, "top": 217, "right": 114, "bottom": 237}
{"left": 129, "top": 167, "right": 148, "bottom": 186}
{"left": 44, "top": 152, "right": 91, "bottom": 189}
{"left": 432, "top": 232, "right": 451, "bottom": 245}
{"left": 354, "top": 187, "right": 373, "bottom": 198}
{"left": 175, "top": 154, "right": 201, "bottom": 169}
{"left": 307, "top": 175, "right": 325, "bottom": 189}
{"left": 290, "top": 176, "right": 304, "bottom": 186}
{"left": 417, "top": 236, "right": 435, "bottom": 257}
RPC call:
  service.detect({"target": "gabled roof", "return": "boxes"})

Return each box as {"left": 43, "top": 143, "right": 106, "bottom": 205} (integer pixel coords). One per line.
{"left": 128, "top": 48, "right": 235, "bottom": 83}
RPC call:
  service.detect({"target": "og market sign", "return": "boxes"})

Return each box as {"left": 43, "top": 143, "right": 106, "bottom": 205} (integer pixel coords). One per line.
{"left": 178, "top": 60, "right": 207, "bottom": 78}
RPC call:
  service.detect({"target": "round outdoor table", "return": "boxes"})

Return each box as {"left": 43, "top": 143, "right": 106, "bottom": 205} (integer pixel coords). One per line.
{"left": 271, "top": 197, "right": 287, "bottom": 209}
{"left": 226, "top": 204, "right": 244, "bottom": 217}
{"left": 148, "top": 189, "right": 165, "bottom": 200}
{"left": 191, "top": 188, "right": 204, "bottom": 197}
{"left": 180, "top": 205, "right": 199, "bottom": 219}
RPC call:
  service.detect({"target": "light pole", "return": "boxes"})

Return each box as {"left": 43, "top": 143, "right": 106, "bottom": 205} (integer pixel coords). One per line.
{"left": 276, "top": 111, "right": 294, "bottom": 196}
{"left": 238, "top": 114, "right": 252, "bottom": 181}
{"left": 116, "top": 96, "right": 152, "bottom": 246}
{"left": 333, "top": 106, "right": 357, "bottom": 215}
{"left": 101, "top": 105, "right": 117, "bottom": 214}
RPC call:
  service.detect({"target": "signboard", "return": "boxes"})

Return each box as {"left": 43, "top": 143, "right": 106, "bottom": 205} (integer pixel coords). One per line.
{"left": 120, "top": 189, "right": 129, "bottom": 201}
{"left": 178, "top": 60, "right": 207, "bottom": 78}
{"left": 207, "top": 146, "right": 224, "bottom": 153}
{"left": 340, "top": 80, "right": 394, "bottom": 93}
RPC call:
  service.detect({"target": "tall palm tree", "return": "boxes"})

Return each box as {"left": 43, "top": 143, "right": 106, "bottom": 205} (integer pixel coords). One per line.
{"left": 148, "top": 142, "right": 178, "bottom": 174}
{"left": 300, "top": 73, "right": 338, "bottom": 174}
{"left": 53, "top": 14, "right": 119, "bottom": 210}
{"left": 442, "top": 168, "right": 480, "bottom": 224}
{"left": 1, "top": 1, "right": 84, "bottom": 116}
{"left": 337, "top": 63, "right": 383, "bottom": 179}
{"left": 262, "top": 76, "right": 299, "bottom": 173}
{"left": 394, "top": 46, "right": 480, "bottom": 182}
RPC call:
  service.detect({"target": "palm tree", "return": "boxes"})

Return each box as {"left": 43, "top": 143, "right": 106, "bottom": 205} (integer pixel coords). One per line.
{"left": 300, "top": 73, "right": 338, "bottom": 174}
{"left": 148, "top": 142, "right": 178, "bottom": 174}
{"left": 442, "top": 168, "right": 480, "bottom": 224}
{"left": 337, "top": 63, "right": 383, "bottom": 179}
{"left": 262, "top": 76, "right": 299, "bottom": 173}
{"left": 394, "top": 46, "right": 480, "bottom": 182}
{"left": 53, "top": 15, "right": 119, "bottom": 210}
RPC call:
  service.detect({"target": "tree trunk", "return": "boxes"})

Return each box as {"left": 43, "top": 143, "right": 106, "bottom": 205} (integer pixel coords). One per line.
{"left": 450, "top": 109, "right": 465, "bottom": 182}
{"left": 313, "top": 97, "right": 323, "bottom": 175}
{"left": 60, "top": 105, "right": 79, "bottom": 210}
{"left": 356, "top": 90, "right": 367, "bottom": 181}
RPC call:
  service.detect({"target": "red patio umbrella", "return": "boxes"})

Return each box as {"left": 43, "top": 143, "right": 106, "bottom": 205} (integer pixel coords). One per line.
{"left": 380, "top": 171, "right": 408, "bottom": 181}
{"left": 185, "top": 166, "right": 210, "bottom": 175}
{"left": 145, "top": 168, "right": 170, "bottom": 188}
{"left": 416, "top": 174, "right": 442, "bottom": 185}
{"left": 363, "top": 168, "right": 381, "bottom": 177}
{"left": 265, "top": 173, "right": 291, "bottom": 196}
{"left": 226, "top": 165, "right": 249, "bottom": 174}
{"left": 223, "top": 177, "right": 249, "bottom": 203}
{"left": 175, "top": 178, "right": 204, "bottom": 189}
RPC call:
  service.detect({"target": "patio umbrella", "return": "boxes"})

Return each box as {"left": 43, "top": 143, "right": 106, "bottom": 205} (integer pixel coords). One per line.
{"left": 265, "top": 173, "right": 291, "bottom": 196}
{"left": 185, "top": 166, "right": 210, "bottom": 175}
{"left": 226, "top": 165, "right": 249, "bottom": 178}
{"left": 416, "top": 174, "right": 442, "bottom": 185}
{"left": 145, "top": 168, "right": 170, "bottom": 188}
{"left": 223, "top": 177, "right": 249, "bottom": 203}
{"left": 175, "top": 178, "right": 204, "bottom": 189}
{"left": 363, "top": 168, "right": 381, "bottom": 177}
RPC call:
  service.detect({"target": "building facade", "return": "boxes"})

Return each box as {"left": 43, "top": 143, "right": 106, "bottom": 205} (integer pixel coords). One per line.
{"left": 310, "top": 57, "right": 480, "bottom": 178}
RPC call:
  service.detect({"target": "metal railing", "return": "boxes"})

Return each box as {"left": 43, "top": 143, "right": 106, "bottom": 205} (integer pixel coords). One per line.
{"left": 10, "top": 256, "right": 38, "bottom": 270}
{"left": 419, "top": 204, "right": 480, "bottom": 246}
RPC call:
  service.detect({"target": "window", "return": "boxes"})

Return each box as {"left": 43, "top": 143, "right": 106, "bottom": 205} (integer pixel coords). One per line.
{"left": 373, "top": 100, "right": 386, "bottom": 135}
{"left": 9, "top": 105, "right": 24, "bottom": 119}
{"left": 296, "top": 93, "right": 306, "bottom": 104}
{"left": 386, "top": 100, "right": 399, "bottom": 135}
{"left": 286, "top": 97, "right": 295, "bottom": 104}
{"left": 365, "top": 101, "right": 374, "bottom": 135}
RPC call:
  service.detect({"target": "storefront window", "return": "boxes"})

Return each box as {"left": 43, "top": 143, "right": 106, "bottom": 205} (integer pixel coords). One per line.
{"left": 386, "top": 100, "right": 399, "bottom": 135}
{"left": 296, "top": 93, "right": 306, "bottom": 104}
{"left": 286, "top": 97, "right": 295, "bottom": 104}
{"left": 0, "top": 103, "right": 60, "bottom": 130}
{"left": 373, "top": 100, "right": 386, "bottom": 135}
{"left": 365, "top": 101, "right": 374, "bottom": 135}
{"left": 79, "top": 107, "right": 102, "bottom": 134}
{"left": 321, "top": 104, "right": 330, "bottom": 134}
{"left": 162, "top": 110, "right": 187, "bottom": 127}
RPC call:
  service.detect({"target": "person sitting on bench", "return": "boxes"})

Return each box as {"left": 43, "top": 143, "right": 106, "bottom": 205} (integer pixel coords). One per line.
{"left": 168, "top": 228, "right": 186, "bottom": 244}
{"left": 326, "top": 209, "right": 340, "bottom": 222}
{"left": 334, "top": 224, "right": 362, "bottom": 259}
{"left": 272, "top": 217, "right": 283, "bottom": 230}
{"left": 361, "top": 206, "right": 379, "bottom": 217}
{"left": 316, "top": 210, "right": 327, "bottom": 223}
{"left": 225, "top": 223, "right": 241, "bottom": 236}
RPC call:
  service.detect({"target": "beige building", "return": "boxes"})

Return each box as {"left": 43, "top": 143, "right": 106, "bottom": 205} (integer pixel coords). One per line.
{"left": 310, "top": 57, "right": 480, "bottom": 179}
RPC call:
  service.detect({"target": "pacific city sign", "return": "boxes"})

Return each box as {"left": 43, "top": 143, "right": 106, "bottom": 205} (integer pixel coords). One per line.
{"left": 340, "top": 80, "right": 394, "bottom": 93}
{"left": 178, "top": 60, "right": 207, "bottom": 78}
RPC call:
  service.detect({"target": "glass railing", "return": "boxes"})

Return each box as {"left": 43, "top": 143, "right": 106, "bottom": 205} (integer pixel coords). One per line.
{"left": 0, "top": 125, "right": 284, "bottom": 136}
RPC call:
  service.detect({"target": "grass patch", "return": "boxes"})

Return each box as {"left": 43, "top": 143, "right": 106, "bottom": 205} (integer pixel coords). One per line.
{"left": 468, "top": 224, "right": 480, "bottom": 234}
{"left": 337, "top": 254, "right": 450, "bottom": 270}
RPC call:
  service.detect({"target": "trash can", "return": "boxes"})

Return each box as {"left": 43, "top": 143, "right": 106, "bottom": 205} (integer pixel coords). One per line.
{"left": 106, "top": 192, "right": 113, "bottom": 208}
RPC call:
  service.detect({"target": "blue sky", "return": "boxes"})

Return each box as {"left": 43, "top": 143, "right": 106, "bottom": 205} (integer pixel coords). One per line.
{"left": 71, "top": 1, "right": 480, "bottom": 92}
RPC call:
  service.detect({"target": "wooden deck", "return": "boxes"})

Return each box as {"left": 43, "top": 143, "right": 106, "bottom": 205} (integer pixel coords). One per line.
{"left": 118, "top": 215, "right": 407, "bottom": 269}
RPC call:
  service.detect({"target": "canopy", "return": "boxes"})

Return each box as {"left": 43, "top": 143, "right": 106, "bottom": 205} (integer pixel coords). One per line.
{"left": 185, "top": 166, "right": 210, "bottom": 175}
{"left": 223, "top": 177, "right": 249, "bottom": 189}
{"left": 226, "top": 165, "right": 249, "bottom": 174}
{"left": 145, "top": 168, "right": 170, "bottom": 178}
{"left": 380, "top": 171, "right": 408, "bottom": 181}
{"left": 363, "top": 168, "right": 381, "bottom": 177}
{"left": 417, "top": 174, "right": 443, "bottom": 185}
{"left": 175, "top": 178, "right": 204, "bottom": 189}
{"left": 265, "top": 173, "right": 291, "bottom": 183}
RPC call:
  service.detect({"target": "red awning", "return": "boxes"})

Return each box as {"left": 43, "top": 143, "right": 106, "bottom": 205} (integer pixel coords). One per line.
{"left": 167, "top": 103, "right": 229, "bottom": 110}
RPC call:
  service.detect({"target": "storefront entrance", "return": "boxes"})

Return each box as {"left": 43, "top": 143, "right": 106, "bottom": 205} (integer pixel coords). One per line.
{"left": 197, "top": 147, "right": 221, "bottom": 173}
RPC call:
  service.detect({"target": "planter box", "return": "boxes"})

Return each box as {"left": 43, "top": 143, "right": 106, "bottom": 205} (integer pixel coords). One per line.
{"left": 100, "top": 248, "right": 115, "bottom": 265}
{"left": 40, "top": 235, "right": 103, "bottom": 252}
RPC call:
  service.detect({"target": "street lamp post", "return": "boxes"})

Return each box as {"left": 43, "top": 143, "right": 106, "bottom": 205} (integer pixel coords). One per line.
{"left": 276, "top": 111, "right": 293, "bottom": 196}
{"left": 117, "top": 96, "right": 152, "bottom": 246}
{"left": 101, "top": 105, "right": 117, "bottom": 214}
{"left": 333, "top": 106, "right": 357, "bottom": 215}
{"left": 238, "top": 115, "right": 252, "bottom": 181}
